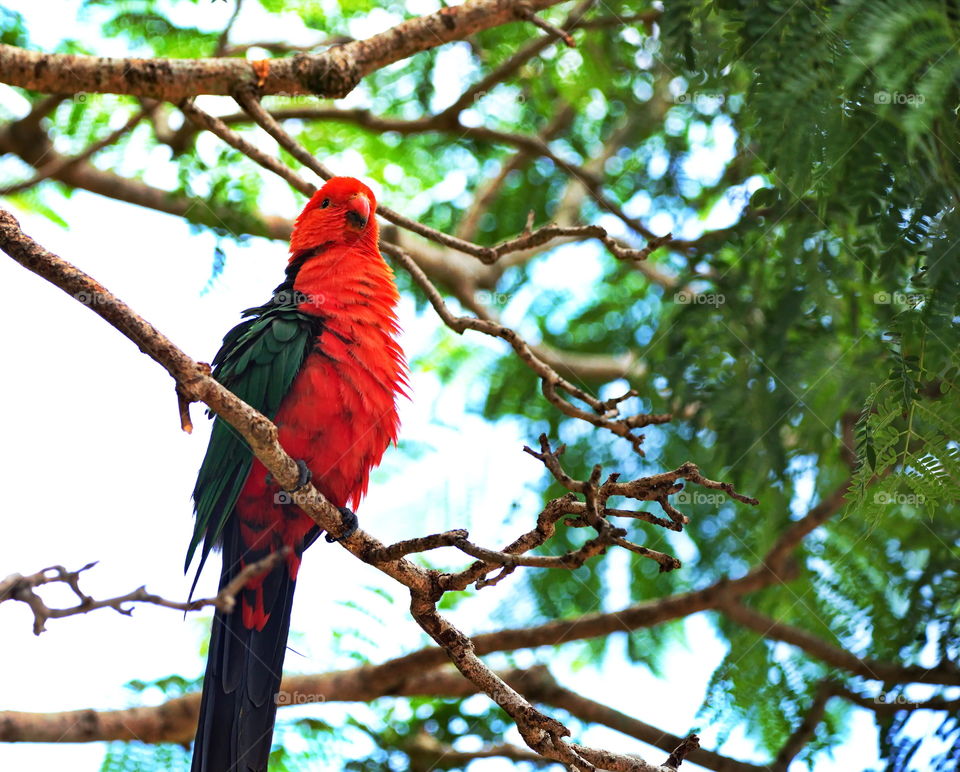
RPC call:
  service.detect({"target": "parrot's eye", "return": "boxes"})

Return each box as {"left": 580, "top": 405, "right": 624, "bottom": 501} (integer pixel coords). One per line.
{"left": 320, "top": 198, "right": 330, "bottom": 208}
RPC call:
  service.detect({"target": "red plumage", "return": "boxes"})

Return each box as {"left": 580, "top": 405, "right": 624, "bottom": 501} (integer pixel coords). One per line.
{"left": 233, "top": 179, "right": 406, "bottom": 630}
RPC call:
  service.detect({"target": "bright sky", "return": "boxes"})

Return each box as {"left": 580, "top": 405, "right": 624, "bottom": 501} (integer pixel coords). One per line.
{"left": 0, "top": 1, "right": 895, "bottom": 770}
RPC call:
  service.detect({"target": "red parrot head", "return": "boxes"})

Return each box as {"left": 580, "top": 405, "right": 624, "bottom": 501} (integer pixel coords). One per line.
{"left": 290, "top": 177, "right": 378, "bottom": 255}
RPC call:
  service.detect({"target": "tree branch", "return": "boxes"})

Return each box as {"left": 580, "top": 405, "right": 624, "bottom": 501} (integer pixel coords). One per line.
{"left": 770, "top": 681, "right": 831, "bottom": 772}
{"left": 0, "top": 107, "right": 147, "bottom": 196}
{"left": 0, "top": 0, "right": 568, "bottom": 100}
{"left": 0, "top": 109, "right": 291, "bottom": 240}
{"left": 521, "top": 671, "right": 760, "bottom": 772}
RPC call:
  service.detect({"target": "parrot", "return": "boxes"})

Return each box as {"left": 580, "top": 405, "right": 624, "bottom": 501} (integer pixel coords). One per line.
{"left": 187, "top": 177, "right": 407, "bottom": 771}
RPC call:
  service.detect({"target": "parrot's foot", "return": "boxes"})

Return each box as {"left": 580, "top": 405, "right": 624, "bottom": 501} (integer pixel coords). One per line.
{"left": 287, "top": 459, "right": 312, "bottom": 492}
{"left": 325, "top": 507, "right": 359, "bottom": 543}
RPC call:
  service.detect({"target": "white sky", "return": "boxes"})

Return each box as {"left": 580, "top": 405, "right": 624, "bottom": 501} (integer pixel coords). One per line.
{"left": 0, "top": 1, "right": 906, "bottom": 770}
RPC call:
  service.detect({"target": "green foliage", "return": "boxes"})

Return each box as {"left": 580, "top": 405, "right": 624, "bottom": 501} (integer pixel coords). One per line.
{"left": 100, "top": 742, "right": 190, "bottom": 772}
{"left": 0, "top": 7, "right": 28, "bottom": 48}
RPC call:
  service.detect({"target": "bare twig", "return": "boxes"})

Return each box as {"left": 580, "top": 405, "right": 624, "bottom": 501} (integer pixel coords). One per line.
{"left": 457, "top": 103, "right": 576, "bottom": 240}
{"left": 213, "top": 0, "right": 244, "bottom": 57}
{"left": 524, "top": 435, "right": 757, "bottom": 509}
{"left": 233, "top": 87, "right": 665, "bottom": 266}
{"left": 439, "top": 0, "right": 595, "bottom": 118}
{"left": 364, "top": 530, "right": 470, "bottom": 563}
{"left": 0, "top": 552, "right": 285, "bottom": 635}
{"left": 387, "top": 245, "right": 668, "bottom": 451}
{"left": 227, "top": 95, "right": 672, "bottom": 261}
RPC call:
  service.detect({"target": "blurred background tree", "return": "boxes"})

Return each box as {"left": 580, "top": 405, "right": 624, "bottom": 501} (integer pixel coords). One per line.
{"left": 0, "top": 1, "right": 958, "bottom": 770}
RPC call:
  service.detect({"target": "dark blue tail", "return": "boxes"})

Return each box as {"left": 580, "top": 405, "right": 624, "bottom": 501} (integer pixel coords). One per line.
{"left": 191, "top": 519, "right": 316, "bottom": 772}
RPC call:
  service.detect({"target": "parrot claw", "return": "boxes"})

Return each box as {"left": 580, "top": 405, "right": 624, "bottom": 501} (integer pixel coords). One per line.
{"left": 325, "top": 507, "right": 358, "bottom": 543}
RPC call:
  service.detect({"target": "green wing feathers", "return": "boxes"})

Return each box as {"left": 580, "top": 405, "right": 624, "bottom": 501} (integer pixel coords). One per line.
{"left": 187, "top": 302, "right": 322, "bottom": 578}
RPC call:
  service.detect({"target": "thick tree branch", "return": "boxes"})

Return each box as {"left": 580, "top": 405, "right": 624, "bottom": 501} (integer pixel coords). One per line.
{"left": 0, "top": 468, "right": 892, "bottom": 771}
{"left": 6, "top": 661, "right": 954, "bottom": 755}
{"left": 0, "top": 0, "right": 568, "bottom": 100}
{"left": 720, "top": 600, "right": 960, "bottom": 686}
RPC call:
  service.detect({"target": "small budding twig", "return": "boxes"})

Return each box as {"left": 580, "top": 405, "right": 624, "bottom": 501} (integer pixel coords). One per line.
{"left": 664, "top": 734, "right": 701, "bottom": 769}
{"left": 515, "top": 3, "right": 578, "bottom": 47}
